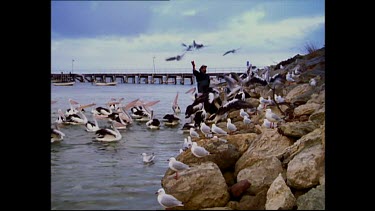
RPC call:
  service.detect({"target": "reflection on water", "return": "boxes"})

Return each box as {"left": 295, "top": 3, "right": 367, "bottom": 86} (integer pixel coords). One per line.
{"left": 51, "top": 83, "right": 195, "bottom": 210}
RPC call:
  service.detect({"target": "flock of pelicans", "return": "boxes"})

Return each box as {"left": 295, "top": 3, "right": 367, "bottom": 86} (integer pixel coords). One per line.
{"left": 51, "top": 63, "right": 319, "bottom": 209}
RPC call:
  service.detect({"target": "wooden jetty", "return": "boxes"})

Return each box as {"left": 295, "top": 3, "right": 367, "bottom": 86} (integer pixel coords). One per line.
{"left": 51, "top": 72, "right": 240, "bottom": 85}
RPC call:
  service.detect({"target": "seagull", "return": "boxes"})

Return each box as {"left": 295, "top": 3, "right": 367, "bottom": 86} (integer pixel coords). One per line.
{"left": 310, "top": 78, "right": 317, "bottom": 86}
{"left": 286, "top": 72, "right": 296, "bottom": 85}
{"left": 165, "top": 52, "right": 186, "bottom": 61}
{"left": 189, "top": 127, "right": 200, "bottom": 138}
{"left": 193, "top": 40, "right": 206, "bottom": 50}
{"left": 265, "top": 108, "right": 284, "bottom": 128}
{"left": 243, "top": 115, "right": 252, "bottom": 128}
{"left": 182, "top": 138, "right": 191, "bottom": 151}
{"left": 223, "top": 48, "right": 240, "bottom": 56}
{"left": 156, "top": 188, "right": 184, "bottom": 209}
{"left": 211, "top": 123, "right": 228, "bottom": 135}
{"left": 226, "top": 118, "right": 237, "bottom": 134}
{"left": 168, "top": 157, "right": 190, "bottom": 180}
{"left": 191, "top": 142, "right": 211, "bottom": 158}
{"left": 141, "top": 152, "right": 155, "bottom": 164}
{"left": 240, "top": 108, "right": 249, "bottom": 118}
{"left": 200, "top": 122, "right": 212, "bottom": 138}
{"left": 262, "top": 118, "right": 273, "bottom": 128}
{"left": 274, "top": 94, "right": 285, "bottom": 103}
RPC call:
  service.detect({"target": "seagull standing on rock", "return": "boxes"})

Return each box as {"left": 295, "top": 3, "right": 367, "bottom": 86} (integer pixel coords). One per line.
{"left": 265, "top": 108, "right": 284, "bottom": 128}
{"left": 168, "top": 157, "right": 190, "bottom": 180}
{"left": 191, "top": 142, "right": 211, "bottom": 158}
{"left": 156, "top": 188, "right": 184, "bottom": 209}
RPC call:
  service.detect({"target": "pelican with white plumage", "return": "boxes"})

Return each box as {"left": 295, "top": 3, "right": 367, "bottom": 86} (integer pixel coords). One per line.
{"left": 94, "top": 122, "right": 122, "bottom": 142}
{"left": 172, "top": 92, "right": 181, "bottom": 115}
{"left": 65, "top": 98, "right": 80, "bottom": 116}
{"left": 162, "top": 114, "right": 180, "bottom": 126}
{"left": 146, "top": 110, "right": 161, "bottom": 129}
{"left": 64, "top": 110, "right": 88, "bottom": 125}
{"left": 85, "top": 115, "right": 100, "bottom": 132}
{"left": 51, "top": 123, "right": 65, "bottom": 143}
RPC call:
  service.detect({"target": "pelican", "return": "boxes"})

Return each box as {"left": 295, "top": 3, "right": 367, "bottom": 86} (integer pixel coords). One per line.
{"left": 65, "top": 99, "right": 80, "bottom": 116}
{"left": 94, "top": 122, "right": 122, "bottom": 142}
{"left": 172, "top": 92, "right": 181, "bottom": 115}
{"left": 146, "top": 110, "right": 160, "bottom": 129}
{"left": 51, "top": 123, "right": 65, "bottom": 143}
{"left": 64, "top": 110, "right": 88, "bottom": 125}
{"left": 162, "top": 114, "right": 180, "bottom": 126}
{"left": 85, "top": 115, "right": 100, "bottom": 132}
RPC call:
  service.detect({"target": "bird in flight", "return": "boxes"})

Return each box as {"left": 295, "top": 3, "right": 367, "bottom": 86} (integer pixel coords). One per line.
{"left": 223, "top": 48, "right": 240, "bottom": 56}
{"left": 165, "top": 52, "right": 186, "bottom": 61}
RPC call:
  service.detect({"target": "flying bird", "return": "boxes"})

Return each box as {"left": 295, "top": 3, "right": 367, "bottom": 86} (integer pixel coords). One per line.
{"left": 223, "top": 48, "right": 240, "bottom": 56}
{"left": 165, "top": 52, "right": 186, "bottom": 61}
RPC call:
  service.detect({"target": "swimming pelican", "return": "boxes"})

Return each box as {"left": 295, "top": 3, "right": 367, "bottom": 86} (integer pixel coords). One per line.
{"left": 94, "top": 122, "right": 122, "bottom": 142}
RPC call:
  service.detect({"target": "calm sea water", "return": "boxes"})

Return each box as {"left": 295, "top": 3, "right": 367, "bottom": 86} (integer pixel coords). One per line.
{"left": 51, "top": 82, "right": 196, "bottom": 210}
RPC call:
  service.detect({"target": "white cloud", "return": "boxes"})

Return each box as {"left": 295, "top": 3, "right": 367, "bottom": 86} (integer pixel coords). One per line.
{"left": 52, "top": 9, "right": 324, "bottom": 72}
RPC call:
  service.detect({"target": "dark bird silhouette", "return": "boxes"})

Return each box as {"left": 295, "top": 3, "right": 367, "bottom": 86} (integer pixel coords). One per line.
{"left": 165, "top": 52, "right": 186, "bottom": 61}
{"left": 181, "top": 43, "right": 193, "bottom": 51}
{"left": 223, "top": 48, "right": 240, "bottom": 56}
{"left": 193, "top": 40, "right": 206, "bottom": 49}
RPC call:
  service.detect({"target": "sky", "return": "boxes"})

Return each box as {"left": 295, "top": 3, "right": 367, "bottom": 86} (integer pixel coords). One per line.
{"left": 51, "top": 0, "right": 325, "bottom": 73}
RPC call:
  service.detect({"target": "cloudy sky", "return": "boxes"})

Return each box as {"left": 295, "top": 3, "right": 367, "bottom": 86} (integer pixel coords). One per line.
{"left": 51, "top": 0, "right": 324, "bottom": 73}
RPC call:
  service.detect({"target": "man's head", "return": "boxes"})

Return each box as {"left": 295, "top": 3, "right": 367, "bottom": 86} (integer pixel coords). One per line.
{"left": 200, "top": 65, "right": 207, "bottom": 73}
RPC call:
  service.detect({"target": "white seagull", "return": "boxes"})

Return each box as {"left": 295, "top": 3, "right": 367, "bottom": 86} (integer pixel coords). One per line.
{"left": 155, "top": 188, "right": 184, "bottom": 209}
{"left": 168, "top": 157, "right": 190, "bottom": 180}
{"left": 226, "top": 118, "right": 237, "bottom": 134}
{"left": 141, "top": 152, "right": 155, "bottom": 164}
{"left": 265, "top": 108, "right": 284, "bottom": 128}
{"left": 262, "top": 118, "right": 274, "bottom": 128}
{"left": 191, "top": 142, "right": 211, "bottom": 158}
{"left": 243, "top": 115, "right": 252, "bottom": 128}
{"left": 240, "top": 108, "right": 249, "bottom": 118}
{"left": 200, "top": 122, "right": 212, "bottom": 138}
{"left": 310, "top": 78, "right": 317, "bottom": 86}
{"left": 189, "top": 128, "right": 200, "bottom": 138}
{"left": 211, "top": 124, "right": 228, "bottom": 135}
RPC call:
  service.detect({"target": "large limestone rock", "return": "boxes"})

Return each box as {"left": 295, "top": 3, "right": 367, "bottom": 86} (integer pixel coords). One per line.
{"left": 309, "top": 107, "right": 325, "bottom": 126}
{"left": 162, "top": 162, "right": 230, "bottom": 210}
{"left": 285, "top": 84, "right": 315, "bottom": 104}
{"left": 278, "top": 121, "right": 318, "bottom": 138}
{"left": 294, "top": 103, "right": 321, "bottom": 117}
{"left": 236, "top": 188, "right": 268, "bottom": 210}
{"left": 265, "top": 173, "right": 296, "bottom": 210}
{"left": 235, "top": 128, "right": 293, "bottom": 176}
{"left": 287, "top": 143, "right": 325, "bottom": 189}
{"left": 224, "top": 133, "right": 258, "bottom": 154}
{"left": 176, "top": 138, "right": 241, "bottom": 172}
{"left": 297, "top": 184, "right": 325, "bottom": 210}
{"left": 237, "top": 156, "right": 283, "bottom": 194}
{"left": 279, "top": 127, "right": 323, "bottom": 168}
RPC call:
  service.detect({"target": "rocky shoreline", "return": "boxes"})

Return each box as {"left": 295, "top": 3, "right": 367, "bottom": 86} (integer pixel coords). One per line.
{"left": 160, "top": 47, "right": 325, "bottom": 210}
